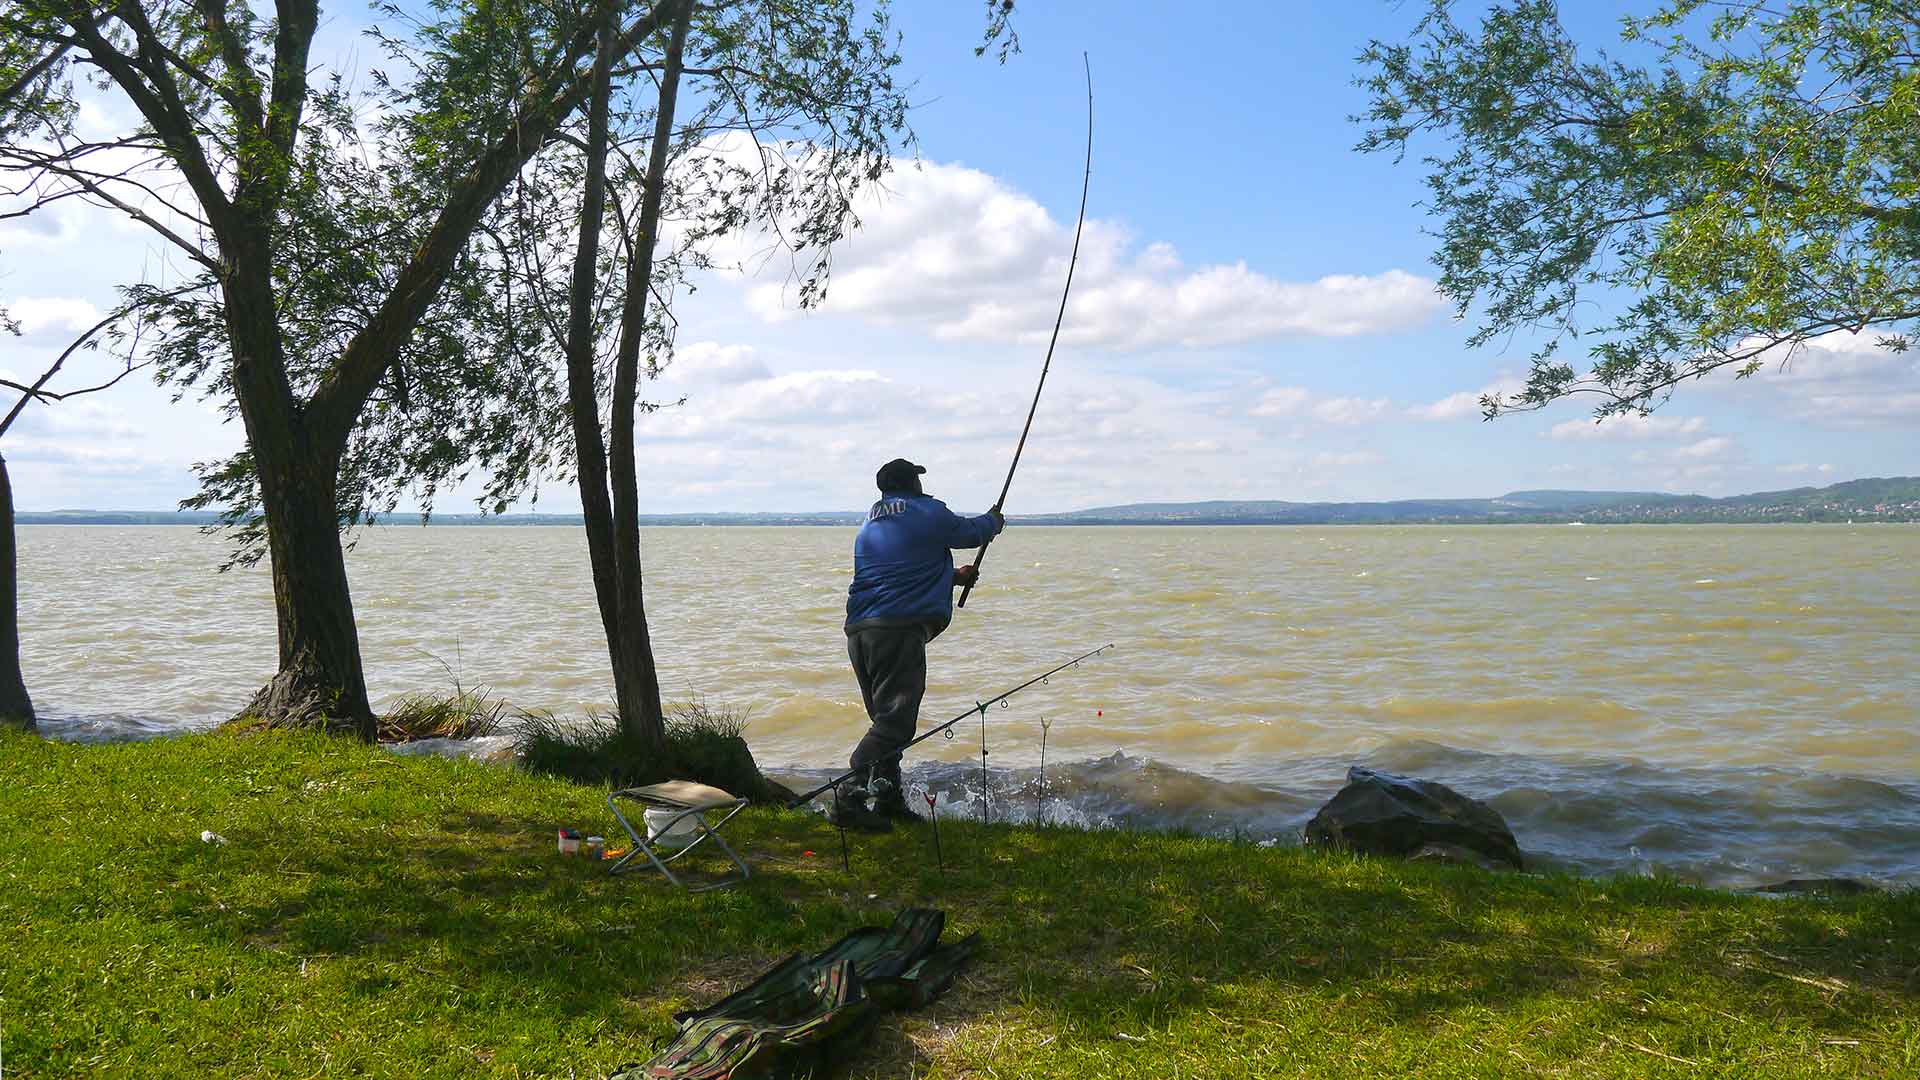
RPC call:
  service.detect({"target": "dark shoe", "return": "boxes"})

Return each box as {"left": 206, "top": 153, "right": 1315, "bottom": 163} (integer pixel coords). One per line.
{"left": 874, "top": 794, "right": 926, "bottom": 824}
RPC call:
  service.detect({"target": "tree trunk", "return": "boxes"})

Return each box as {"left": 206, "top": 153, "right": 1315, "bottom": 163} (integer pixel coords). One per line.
{"left": 561, "top": 7, "right": 667, "bottom": 752}
{"left": 0, "top": 453, "right": 36, "bottom": 733}
{"left": 223, "top": 232, "right": 376, "bottom": 740}
{"left": 600, "top": 0, "right": 693, "bottom": 750}
{"left": 239, "top": 439, "right": 376, "bottom": 739}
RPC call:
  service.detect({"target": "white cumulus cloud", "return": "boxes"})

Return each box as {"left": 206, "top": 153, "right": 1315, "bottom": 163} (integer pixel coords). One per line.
{"left": 736, "top": 157, "right": 1443, "bottom": 349}
{"left": 1408, "top": 378, "right": 1526, "bottom": 421}
{"left": 6, "top": 296, "right": 102, "bottom": 338}
{"left": 1707, "top": 331, "right": 1920, "bottom": 427}
{"left": 1311, "top": 396, "right": 1393, "bottom": 425}
{"left": 1249, "top": 386, "right": 1312, "bottom": 418}
{"left": 1548, "top": 414, "right": 1709, "bottom": 441}
{"left": 1674, "top": 436, "right": 1733, "bottom": 460}
{"left": 1247, "top": 386, "right": 1393, "bottom": 426}
{"left": 661, "top": 342, "right": 772, "bottom": 385}
{"left": 1312, "top": 450, "right": 1387, "bottom": 468}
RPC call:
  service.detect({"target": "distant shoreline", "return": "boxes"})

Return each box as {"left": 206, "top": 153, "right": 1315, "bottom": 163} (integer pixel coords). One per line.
{"left": 19, "top": 475, "right": 1920, "bottom": 527}
{"left": 19, "top": 516, "right": 1919, "bottom": 528}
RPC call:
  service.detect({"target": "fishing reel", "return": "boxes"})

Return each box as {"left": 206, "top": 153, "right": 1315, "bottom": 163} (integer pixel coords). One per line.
{"left": 838, "top": 770, "right": 897, "bottom": 812}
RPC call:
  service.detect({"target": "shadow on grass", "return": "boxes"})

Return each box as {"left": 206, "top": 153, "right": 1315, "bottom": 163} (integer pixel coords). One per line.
{"left": 202, "top": 802, "right": 1920, "bottom": 1074}
{"left": 29, "top": 726, "right": 1908, "bottom": 1078}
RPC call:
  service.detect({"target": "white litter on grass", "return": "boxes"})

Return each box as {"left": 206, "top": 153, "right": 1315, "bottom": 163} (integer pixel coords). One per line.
{"left": 200, "top": 830, "right": 227, "bottom": 845}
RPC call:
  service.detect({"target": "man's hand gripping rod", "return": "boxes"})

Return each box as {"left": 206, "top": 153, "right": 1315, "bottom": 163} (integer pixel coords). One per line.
{"left": 789, "top": 643, "right": 1114, "bottom": 809}
{"left": 958, "top": 54, "right": 1093, "bottom": 609}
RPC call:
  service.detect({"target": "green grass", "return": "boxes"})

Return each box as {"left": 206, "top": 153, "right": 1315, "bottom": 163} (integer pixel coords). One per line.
{"left": 3, "top": 731, "right": 1917, "bottom": 1078}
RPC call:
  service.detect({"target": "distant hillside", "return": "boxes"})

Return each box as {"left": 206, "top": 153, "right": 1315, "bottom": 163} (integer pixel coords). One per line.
{"left": 1029, "top": 476, "right": 1920, "bottom": 525}
{"left": 21, "top": 477, "right": 1919, "bottom": 526}
{"left": 1494, "top": 490, "right": 1711, "bottom": 511}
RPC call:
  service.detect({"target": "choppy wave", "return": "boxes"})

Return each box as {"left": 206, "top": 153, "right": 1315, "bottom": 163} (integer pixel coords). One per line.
{"left": 36, "top": 711, "right": 224, "bottom": 744}
{"left": 33, "top": 708, "right": 1920, "bottom": 889}
{"left": 776, "top": 740, "right": 1920, "bottom": 890}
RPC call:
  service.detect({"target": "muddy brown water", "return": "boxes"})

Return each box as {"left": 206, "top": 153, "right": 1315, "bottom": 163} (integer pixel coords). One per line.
{"left": 24, "top": 523, "right": 1920, "bottom": 887}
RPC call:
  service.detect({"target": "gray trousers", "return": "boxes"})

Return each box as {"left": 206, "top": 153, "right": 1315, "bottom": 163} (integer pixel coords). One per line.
{"left": 847, "top": 625, "right": 928, "bottom": 792}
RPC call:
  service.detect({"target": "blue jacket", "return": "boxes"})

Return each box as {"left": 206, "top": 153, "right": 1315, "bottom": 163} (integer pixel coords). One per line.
{"left": 845, "top": 492, "right": 1002, "bottom": 637}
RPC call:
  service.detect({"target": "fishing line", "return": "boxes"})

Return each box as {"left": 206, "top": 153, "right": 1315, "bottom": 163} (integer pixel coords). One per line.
{"left": 957, "top": 54, "right": 1094, "bottom": 609}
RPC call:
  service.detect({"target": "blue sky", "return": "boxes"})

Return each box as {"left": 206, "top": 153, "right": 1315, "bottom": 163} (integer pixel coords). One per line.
{"left": 3, "top": 0, "right": 1915, "bottom": 513}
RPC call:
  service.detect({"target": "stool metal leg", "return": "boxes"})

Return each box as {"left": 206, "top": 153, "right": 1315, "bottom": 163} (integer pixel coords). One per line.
{"left": 605, "top": 792, "right": 750, "bottom": 891}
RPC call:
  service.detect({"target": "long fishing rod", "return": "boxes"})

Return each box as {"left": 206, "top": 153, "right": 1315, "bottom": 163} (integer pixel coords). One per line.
{"left": 957, "top": 54, "right": 1094, "bottom": 610}
{"left": 789, "top": 642, "right": 1114, "bottom": 809}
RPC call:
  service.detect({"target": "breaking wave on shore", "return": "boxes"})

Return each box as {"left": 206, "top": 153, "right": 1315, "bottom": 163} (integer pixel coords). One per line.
{"left": 775, "top": 739, "right": 1920, "bottom": 891}
{"left": 33, "top": 708, "right": 1920, "bottom": 890}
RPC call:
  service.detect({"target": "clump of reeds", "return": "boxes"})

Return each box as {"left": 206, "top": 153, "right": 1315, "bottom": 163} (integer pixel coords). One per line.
{"left": 514, "top": 697, "right": 787, "bottom": 801}
{"left": 377, "top": 685, "right": 510, "bottom": 742}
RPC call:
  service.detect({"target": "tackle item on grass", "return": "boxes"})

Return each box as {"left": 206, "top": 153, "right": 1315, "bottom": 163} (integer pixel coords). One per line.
{"left": 610, "top": 908, "right": 979, "bottom": 1080}
{"left": 644, "top": 806, "right": 704, "bottom": 850}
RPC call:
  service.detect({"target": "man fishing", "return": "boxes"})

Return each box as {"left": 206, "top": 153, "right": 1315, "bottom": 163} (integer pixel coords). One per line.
{"left": 833, "top": 458, "right": 1004, "bottom": 832}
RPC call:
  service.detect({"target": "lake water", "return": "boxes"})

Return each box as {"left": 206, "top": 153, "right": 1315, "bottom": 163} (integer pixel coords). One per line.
{"left": 21, "top": 523, "right": 1920, "bottom": 887}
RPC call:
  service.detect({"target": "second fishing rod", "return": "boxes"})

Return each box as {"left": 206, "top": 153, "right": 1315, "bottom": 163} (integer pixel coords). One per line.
{"left": 789, "top": 642, "right": 1115, "bottom": 809}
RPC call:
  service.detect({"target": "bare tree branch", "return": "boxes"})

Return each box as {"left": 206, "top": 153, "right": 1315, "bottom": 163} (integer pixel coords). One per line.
{"left": 64, "top": 7, "right": 237, "bottom": 233}
{"left": 0, "top": 147, "right": 217, "bottom": 269}
{"left": 0, "top": 282, "right": 202, "bottom": 438}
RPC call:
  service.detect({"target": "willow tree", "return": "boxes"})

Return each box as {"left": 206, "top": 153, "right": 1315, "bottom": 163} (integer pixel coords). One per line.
{"left": 482, "top": 0, "right": 918, "bottom": 748}
{"left": 1356, "top": 0, "right": 1920, "bottom": 418}
{"left": 0, "top": 0, "right": 729, "bottom": 737}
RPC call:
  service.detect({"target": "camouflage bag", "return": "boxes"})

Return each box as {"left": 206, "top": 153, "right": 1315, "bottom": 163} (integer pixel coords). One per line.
{"left": 610, "top": 908, "right": 979, "bottom": 1080}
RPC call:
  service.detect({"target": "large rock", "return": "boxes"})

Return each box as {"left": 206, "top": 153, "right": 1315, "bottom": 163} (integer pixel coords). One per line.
{"left": 1303, "top": 767, "right": 1523, "bottom": 870}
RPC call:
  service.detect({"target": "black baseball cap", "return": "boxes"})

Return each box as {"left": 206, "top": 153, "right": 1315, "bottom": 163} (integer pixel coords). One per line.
{"left": 875, "top": 458, "right": 926, "bottom": 492}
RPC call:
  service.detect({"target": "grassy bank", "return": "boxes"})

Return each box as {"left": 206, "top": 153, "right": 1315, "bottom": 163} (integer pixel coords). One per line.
{"left": 3, "top": 732, "right": 1917, "bottom": 1078}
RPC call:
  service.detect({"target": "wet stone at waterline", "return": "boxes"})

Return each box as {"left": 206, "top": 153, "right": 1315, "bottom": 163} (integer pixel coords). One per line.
{"left": 1303, "top": 766, "right": 1523, "bottom": 870}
